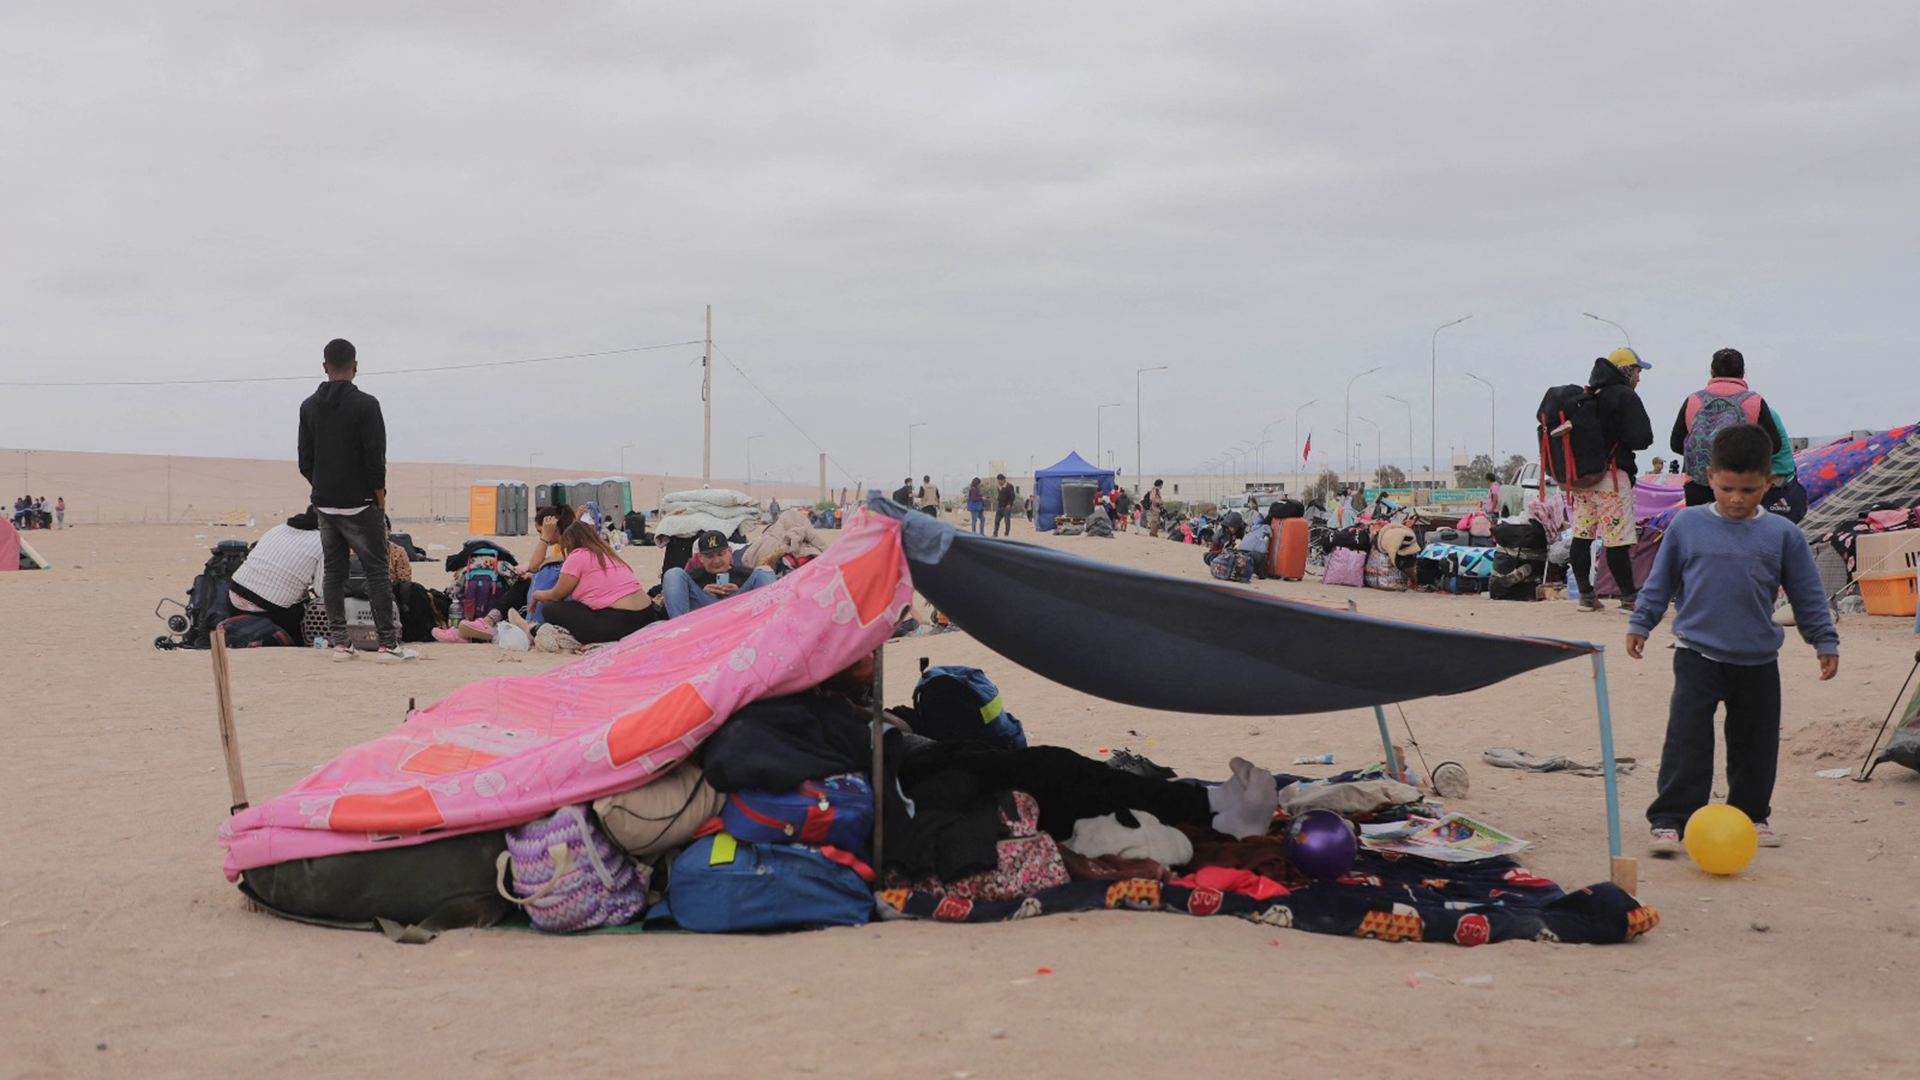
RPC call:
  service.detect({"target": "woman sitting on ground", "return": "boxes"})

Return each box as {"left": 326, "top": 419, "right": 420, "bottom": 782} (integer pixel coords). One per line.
{"left": 511, "top": 520, "right": 664, "bottom": 645}
{"left": 446, "top": 504, "right": 574, "bottom": 642}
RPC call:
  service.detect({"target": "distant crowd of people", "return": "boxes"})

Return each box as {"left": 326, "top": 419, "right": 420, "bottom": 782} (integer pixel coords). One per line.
{"left": 11, "top": 495, "right": 62, "bottom": 530}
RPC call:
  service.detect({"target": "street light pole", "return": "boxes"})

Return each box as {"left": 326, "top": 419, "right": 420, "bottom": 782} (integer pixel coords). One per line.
{"left": 1261, "top": 417, "right": 1288, "bottom": 489}
{"left": 1465, "top": 372, "right": 1496, "bottom": 472}
{"left": 1344, "top": 366, "right": 1382, "bottom": 481}
{"left": 746, "top": 434, "right": 764, "bottom": 498}
{"left": 907, "top": 422, "right": 927, "bottom": 479}
{"left": 1356, "top": 415, "right": 1381, "bottom": 484}
{"left": 1096, "top": 401, "right": 1122, "bottom": 471}
{"left": 1430, "top": 315, "right": 1473, "bottom": 494}
{"left": 1135, "top": 365, "right": 1168, "bottom": 493}
{"left": 1384, "top": 394, "right": 1415, "bottom": 489}
{"left": 1582, "top": 312, "right": 1633, "bottom": 347}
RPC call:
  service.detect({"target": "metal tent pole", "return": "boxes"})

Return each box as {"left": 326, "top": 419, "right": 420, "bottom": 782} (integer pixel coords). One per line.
{"left": 1372, "top": 705, "right": 1398, "bottom": 776}
{"left": 1592, "top": 649, "right": 1636, "bottom": 890}
{"left": 869, "top": 642, "right": 886, "bottom": 871}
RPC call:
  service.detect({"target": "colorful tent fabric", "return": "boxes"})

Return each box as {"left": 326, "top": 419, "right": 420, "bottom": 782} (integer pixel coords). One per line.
{"left": 878, "top": 853, "right": 1658, "bottom": 946}
{"left": 876, "top": 501, "right": 1597, "bottom": 715}
{"left": 1797, "top": 423, "right": 1920, "bottom": 537}
{"left": 219, "top": 510, "right": 913, "bottom": 879}
{"left": 1033, "top": 451, "right": 1114, "bottom": 532}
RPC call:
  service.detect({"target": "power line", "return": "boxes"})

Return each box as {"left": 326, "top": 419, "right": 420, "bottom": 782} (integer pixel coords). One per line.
{"left": 710, "top": 341, "right": 863, "bottom": 489}
{"left": 0, "top": 340, "right": 704, "bottom": 388}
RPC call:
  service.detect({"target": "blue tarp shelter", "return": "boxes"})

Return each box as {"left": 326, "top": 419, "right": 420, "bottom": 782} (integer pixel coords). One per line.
{"left": 1034, "top": 451, "right": 1115, "bottom": 532}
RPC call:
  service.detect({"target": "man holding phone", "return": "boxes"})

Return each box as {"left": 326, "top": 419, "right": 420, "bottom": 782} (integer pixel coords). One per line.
{"left": 661, "top": 531, "right": 778, "bottom": 618}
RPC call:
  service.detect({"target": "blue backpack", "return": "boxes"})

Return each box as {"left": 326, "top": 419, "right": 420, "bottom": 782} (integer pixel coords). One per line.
{"left": 720, "top": 774, "right": 874, "bottom": 861}
{"left": 659, "top": 832, "right": 872, "bottom": 933}
{"left": 911, "top": 663, "right": 1028, "bottom": 749}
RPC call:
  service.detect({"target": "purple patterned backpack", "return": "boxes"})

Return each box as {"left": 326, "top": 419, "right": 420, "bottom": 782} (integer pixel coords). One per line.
{"left": 496, "top": 805, "right": 647, "bottom": 932}
{"left": 890, "top": 791, "right": 1068, "bottom": 902}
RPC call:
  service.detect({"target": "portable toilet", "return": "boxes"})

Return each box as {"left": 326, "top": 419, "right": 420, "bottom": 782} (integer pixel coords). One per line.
{"left": 536, "top": 482, "right": 569, "bottom": 512}
{"left": 497, "top": 481, "right": 529, "bottom": 536}
{"left": 468, "top": 481, "right": 500, "bottom": 535}
{"left": 598, "top": 477, "right": 629, "bottom": 518}
{"left": 569, "top": 479, "right": 596, "bottom": 513}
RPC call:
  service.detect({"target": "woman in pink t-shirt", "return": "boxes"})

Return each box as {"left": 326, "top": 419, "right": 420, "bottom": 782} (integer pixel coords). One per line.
{"left": 521, "top": 521, "right": 663, "bottom": 644}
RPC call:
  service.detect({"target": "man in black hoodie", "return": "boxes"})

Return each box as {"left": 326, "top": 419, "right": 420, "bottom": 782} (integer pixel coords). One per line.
{"left": 1568, "top": 348, "right": 1655, "bottom": 612}
{"left": 298, "top": 338, "right": 412, "bottom": 660}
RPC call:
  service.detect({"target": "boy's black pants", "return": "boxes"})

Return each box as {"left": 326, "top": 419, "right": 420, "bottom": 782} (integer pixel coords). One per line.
{"left": 1646, "top": 647, "right": 1781, "bottom": 830}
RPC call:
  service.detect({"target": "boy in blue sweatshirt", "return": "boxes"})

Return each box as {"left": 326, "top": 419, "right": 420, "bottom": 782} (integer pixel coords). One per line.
{"left": 1626, "top": 423, "right": 1839, "bottom": 855}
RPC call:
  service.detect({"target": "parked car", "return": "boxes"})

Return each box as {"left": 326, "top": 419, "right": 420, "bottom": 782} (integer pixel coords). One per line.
{"left": 1501, "top": 461, "right": 1558, "bottom": 516}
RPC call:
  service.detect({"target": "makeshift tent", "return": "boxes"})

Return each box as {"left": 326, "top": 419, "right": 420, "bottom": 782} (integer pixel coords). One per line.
{"left": 3, "top": 517, "right": 51, "bottom": 570}
{"left": 1033, "top": 451, "right": 1114, "bottom": 532}
{"left": 224, "top": 505, "right": 1636, "bottom": 898}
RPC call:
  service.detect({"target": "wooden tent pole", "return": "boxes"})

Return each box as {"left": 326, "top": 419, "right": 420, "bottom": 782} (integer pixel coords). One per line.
{"left": 210, "top": 635, "right": 249, "bottom": 814}
{"left": 869, "top": 641, "right": 886, "bottom": 872}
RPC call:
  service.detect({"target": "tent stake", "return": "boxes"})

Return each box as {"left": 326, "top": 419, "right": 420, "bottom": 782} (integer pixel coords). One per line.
{"left": 1591, "top": 649, "right": 1622, "bottom": 862}
{"left": 869, "top": 642, "right": 886, "bottom": 872}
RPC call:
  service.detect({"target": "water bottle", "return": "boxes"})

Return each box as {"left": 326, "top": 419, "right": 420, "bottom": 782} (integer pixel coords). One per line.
{"left": 1293, "top": 753, "right": 1335, "bottom": 765}
{"left": 1566, "top": 574, "right": 1580, "bottom": 600}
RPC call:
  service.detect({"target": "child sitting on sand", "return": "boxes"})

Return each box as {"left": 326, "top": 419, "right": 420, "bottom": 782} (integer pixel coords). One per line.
{"left": 1625, "top": 423, "right": 1839, "bottom": 855}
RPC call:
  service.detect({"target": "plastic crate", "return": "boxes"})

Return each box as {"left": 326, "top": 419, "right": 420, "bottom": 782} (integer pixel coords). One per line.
{"left": 1858, "top": 570, "right": 1918, "bottom": 617}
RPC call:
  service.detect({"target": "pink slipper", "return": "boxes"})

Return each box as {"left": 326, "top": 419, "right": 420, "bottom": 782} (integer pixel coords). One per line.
{"left": 457, "top": 618, "right": 496, "bottom": 642}
{"left": 431, "top": 626, "right": 465, "bottom": 644}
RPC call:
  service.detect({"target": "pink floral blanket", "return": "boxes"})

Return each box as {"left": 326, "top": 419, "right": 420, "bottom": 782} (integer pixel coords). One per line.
{"left": 220, "top": 510, "right": 911, "bottom": 880}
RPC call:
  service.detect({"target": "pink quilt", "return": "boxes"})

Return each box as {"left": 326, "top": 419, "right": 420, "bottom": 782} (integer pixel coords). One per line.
{"left": 220, "top": 510, "right": 912, "bottom": 880}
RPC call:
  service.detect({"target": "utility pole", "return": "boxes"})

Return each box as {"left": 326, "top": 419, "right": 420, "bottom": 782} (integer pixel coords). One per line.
{"left": 702, "top": 304, "right": 713, "bottom": 484}
{"left": 1430, "top": 315, "right": 1473, "bottom": 491}
{"left": 1135, "top": 364, "right": 1168, "bottom": 493}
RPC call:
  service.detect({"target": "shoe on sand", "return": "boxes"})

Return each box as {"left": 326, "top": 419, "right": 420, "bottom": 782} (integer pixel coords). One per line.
{"left": 1617, "top": 591, "right": 1640, "bottom": 611}
{"left": 330, "top": 645, "right": 356, "bottom": 663}
{"left": 1648, "top": 827, "right": 1681, "bottom": 856}
{"left": 458, "top": 617, "right": 497, "bottom": 642}
{"left": 1755, "top": 822, "right": 1782, "bottom": 848}
{"left": 1576, "top": 597, "right": 1605, "bottom": 612}
{"left": 373, "top": 645, "right": 420, "bottom": 662}
{"left": 431, "top": 627, "right": 464, "bottom": 644}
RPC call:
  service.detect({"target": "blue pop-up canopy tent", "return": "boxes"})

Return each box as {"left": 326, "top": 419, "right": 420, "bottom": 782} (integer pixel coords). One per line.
{"left": 1034, "top": 451, "right": 1114, "bottom": 532}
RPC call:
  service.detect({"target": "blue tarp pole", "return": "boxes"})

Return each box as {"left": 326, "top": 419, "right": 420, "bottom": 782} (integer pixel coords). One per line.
{"left": 1592, "top": 649, "right": 1622, "bottom": 859}
{"left": 1372, "top": 705, "right": 1397, "bottom": 776}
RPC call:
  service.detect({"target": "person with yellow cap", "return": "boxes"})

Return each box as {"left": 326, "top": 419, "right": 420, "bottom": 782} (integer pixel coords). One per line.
{"left": 1566, "top": 348, "right": 1655, "bottom": 612}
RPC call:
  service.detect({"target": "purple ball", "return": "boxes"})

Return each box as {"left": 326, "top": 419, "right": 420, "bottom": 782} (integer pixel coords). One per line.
{"left": 1286, "top": 809, "right": 1358, "bottom": 881}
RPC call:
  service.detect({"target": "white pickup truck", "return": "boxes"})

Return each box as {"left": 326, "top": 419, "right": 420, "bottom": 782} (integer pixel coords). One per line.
{"left": 1501, "top": 461, "right": 1558, "bottom": 516}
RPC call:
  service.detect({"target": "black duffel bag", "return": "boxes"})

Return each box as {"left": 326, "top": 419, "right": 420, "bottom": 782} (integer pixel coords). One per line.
{"left": 1492, "top": 519, "right": 1548, "bottom": 551}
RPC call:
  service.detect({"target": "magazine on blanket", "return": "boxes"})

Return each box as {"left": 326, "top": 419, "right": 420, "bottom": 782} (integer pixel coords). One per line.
{"left": 1358, "top": 814, "right": 1529, "bottom": 863}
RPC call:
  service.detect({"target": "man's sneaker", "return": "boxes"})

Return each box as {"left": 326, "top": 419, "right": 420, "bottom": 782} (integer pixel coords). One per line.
{"left": 457, "top": 618, "right": 496, "bottom": 642}
{"left": 1648, "top": 827, "right": 1682, "bottom": 856}
{"left": 1755, "top": 822, "right": 1782, "bottom": 848}
{"left": 1577, "top": 596, "right": 1605, "bottom": 612}
{"left": 330, "top": 645, "right": 357, "bottom": 663}
{"left": 373, "top": 645, "right": 420, "bottom": 662}
{"left": 1617, "top": 591, "right": 1640, "bottom": 611}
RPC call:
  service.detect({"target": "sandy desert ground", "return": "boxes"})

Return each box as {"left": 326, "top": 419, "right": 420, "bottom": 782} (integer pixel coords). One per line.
{"left": 3, "top": 466, "right": 1918, "bottom": 1080}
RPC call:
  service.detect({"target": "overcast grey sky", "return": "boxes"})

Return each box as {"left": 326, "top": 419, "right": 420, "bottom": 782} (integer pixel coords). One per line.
{"left": 4, "top": 1, "right": 1915, "bottom": 490}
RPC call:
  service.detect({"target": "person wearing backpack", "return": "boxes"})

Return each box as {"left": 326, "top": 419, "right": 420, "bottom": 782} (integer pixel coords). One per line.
{"left": 1670, "top": 347, "right": 1795, "bottom": 508}
{"left": 1554, "top": 348, "right": 1656, "bottom": 611}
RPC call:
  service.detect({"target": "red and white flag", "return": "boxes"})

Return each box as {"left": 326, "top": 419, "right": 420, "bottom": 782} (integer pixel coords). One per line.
{"left": 1302, "top": 433, "right": 1312, "bottom": 461}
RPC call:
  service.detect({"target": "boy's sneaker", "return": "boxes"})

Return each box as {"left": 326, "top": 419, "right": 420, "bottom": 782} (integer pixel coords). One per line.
{"left": 1648, "top": 827, "right": 1682, "bottom": 856}
{"left": 373, "top": 645, "right": 420, "bottom": 662}
{"left": 1755, "top": 822, "right": 1782, "bottom": 848}
{"left": 329, "top": 645, "right": 356, "bottom": 663}
{"left": 1576, "top": 597, "right": 1605, "bottom": 612}
{"left": 1616, "top": 591, "right": 1640, "bottom": 611}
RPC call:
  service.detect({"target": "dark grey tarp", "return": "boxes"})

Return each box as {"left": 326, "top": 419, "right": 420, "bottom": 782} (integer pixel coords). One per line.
{"left": 876, "top": 500, "right": 1596, "bottom": 716}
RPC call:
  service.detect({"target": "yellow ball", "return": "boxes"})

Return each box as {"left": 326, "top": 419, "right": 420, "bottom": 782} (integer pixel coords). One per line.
{"left": 1684, "top": 804, "right": 1758, "bottom": 875}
